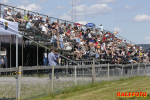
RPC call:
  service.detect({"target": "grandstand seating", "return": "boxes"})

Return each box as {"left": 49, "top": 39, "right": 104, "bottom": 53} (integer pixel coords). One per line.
{"left": 0, "top": 3, "right": 149, "bottom": 66}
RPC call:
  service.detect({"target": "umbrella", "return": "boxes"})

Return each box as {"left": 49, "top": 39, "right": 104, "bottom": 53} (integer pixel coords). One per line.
{"left": 74, "top": 23, "right": 81, "bottom": 26}
{"left": 32, "top": 20, "right": 45, "bottom": 23}
{"left": 85, "top": 23, "right": 95, "bottom": 27}
{"left": 113, "top": 31, "right": 118, "bottom": 33}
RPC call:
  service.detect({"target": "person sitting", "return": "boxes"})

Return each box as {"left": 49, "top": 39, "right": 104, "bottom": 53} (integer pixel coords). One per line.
{"left": 3, "top": 8, "right": 8, "bottom": 19}
{"left": 90, "top": 43, "right": 99, "bottom": 59}
{"left": 16, "top": 11, "right": 27, "bottom": 25}
{"left": 23, "top": 13, "right": 30, "bottom": 23}
{"left": 26, "top": 20, "right": 34, "bottom": 32}
{"left": 32, "top": 15, "right": 36, "bottom": 20}
{"left": 6, "top": 8, "right": 15, "bottom": 22}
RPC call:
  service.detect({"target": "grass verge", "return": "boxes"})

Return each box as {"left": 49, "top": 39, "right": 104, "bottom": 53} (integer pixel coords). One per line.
{"left": 34, "top": 76, "right": 150, "bottom": 100}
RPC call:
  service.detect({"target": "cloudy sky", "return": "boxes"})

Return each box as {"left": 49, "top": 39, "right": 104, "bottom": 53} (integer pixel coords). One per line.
{"left": 1, "top": 0, "right": 150, "bottom": 44}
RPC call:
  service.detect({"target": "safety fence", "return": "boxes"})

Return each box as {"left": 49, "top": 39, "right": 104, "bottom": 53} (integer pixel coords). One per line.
{"left": 0, "top": 61, "right": 150, "bottom": 100}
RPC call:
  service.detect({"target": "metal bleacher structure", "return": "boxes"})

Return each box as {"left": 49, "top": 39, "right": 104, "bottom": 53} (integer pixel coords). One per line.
{"left": 0, "top": 3, "right": 137, "bottom": 69}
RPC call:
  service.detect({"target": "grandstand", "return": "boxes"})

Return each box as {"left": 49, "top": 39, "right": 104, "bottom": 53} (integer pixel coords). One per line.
{"left": 0, "top": 3, "right": 149, "bottom": 69}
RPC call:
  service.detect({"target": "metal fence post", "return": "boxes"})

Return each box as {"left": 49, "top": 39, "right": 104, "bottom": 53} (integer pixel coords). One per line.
{"left": 22, "top": 34, "right": 23, "bottom": 76}
{"left": 51, "top": 65, "right": 54, "bottom": 94}
{"left": 144, "top": 63, "right": 146, "bottom": 76}
{"left": 74, "top": 65, "right": 76, "bottom": 86}
{"left": 138, "top": 63, "right": 139, "bottom": 76}
{"left": 107, "top": 63, "right": 109, "bottom": 82}
{"left": 121, "top": 65, "right": 123, "bottom": 79}
{"left": 92, "top": 58, "right": 95, "bottom": 84}
{"left": 17, "top": 66, "right": 22, "bottom": 100}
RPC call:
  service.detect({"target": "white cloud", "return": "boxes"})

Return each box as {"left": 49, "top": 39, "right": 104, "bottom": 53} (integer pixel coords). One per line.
{"left": 60, "top": 4, "right": 111, "bottom": 21}
{"left": 97, "top": 0, "right": 116, "bottom": 3}
{"left": 18, "top": 4, "right": 42, "bottom": 12}
{"left": 143, "top": 37, "right": 150, "bottom": 44}
{"left": 76, "top": 4, "right": 111, "bottom": 16}
{"left": 21, "top": 1, "right": 30, "bottom": 4}
{"left": 133, "top": 14, "right": 150, "bottom": 22}
{"left": 77, "top": 21, "right": 89, "bottom": 25}
{"left": 59, "top": 14, "right": 72, "bottom": 21}
{"left": 0, "top": 0, "right": 9, "bottom": 3}
{"left": 124, "top": 6, "right": 132, "bottom": 10}
{"left": 114, "top": 27, "right": 123, "bottom": 32}
{"left": 57, "top": 6, "right": 66, "bottom": 10}
{"left": 144, "top": 37, "right": 150, "bottom": 40}
{"left": 47, "top": 13, "right": 55, "bottom": 16}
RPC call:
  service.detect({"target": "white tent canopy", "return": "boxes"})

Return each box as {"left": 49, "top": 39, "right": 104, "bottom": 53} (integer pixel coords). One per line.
{"left": 0, "top": 18, "right": 18, "bottom": 68}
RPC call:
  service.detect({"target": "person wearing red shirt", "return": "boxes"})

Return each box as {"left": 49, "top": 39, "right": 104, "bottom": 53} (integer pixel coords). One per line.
{"left": 103, "top": 36, "right": 106, "bottom": 41}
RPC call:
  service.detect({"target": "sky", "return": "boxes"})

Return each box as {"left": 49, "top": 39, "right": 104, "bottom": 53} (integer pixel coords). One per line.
{"left": 0, "top": 0, "right": 150, "bottom": 44}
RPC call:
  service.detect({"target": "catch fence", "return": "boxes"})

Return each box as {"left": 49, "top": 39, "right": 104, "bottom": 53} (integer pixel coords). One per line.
{"left": 0, "top": 60, "right": 150, "bottom": 100}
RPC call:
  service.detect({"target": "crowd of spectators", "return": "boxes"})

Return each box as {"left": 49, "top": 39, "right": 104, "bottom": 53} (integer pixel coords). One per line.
{"left": 2, "top": 7, "right": 150, "bottom": 65}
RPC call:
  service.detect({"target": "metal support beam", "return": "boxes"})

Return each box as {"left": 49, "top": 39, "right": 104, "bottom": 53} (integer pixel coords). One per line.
{"left": 10, "top": 35, "right": 11, "bottom": 75}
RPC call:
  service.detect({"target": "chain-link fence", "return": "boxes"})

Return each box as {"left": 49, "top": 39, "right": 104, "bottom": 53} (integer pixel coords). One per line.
{"left": 1, "top": 61, "right": 150, "bottom": 100}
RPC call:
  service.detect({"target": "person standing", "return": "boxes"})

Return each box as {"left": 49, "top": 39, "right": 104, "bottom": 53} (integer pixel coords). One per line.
{"left": 48, "top": 49, "right": 59, "bottom": 79}
{"left": 100, "top": 24, "right": 103, "bottom": 34}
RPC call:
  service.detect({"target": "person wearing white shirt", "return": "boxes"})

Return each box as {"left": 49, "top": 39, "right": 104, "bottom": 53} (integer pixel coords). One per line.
{"left": 32, "top": 15, "right": 37, "bottom": 20}
{"left": 6, "top": 8, "right": 15, "bottom": 22}
{"left": 88, "top": 33, "right": 92, "bottom": 38}
{"left": 41, "top": 23, "right": 47, "bottom": 34}
{"left": 100, "top": 24, "right": 103, "bottom": 33}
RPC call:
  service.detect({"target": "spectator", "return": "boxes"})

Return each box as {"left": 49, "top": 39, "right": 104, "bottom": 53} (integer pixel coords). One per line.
{"left": 23, "top": 13, "right": 30, "bottom": 21}
{"left": 90, "top": 43, "right": 99, "bottom": 59}
{"left": 54, "top": 49, "right": 60, "bottom": 65}
{"left": 48, "top": 49, "right": 59, "bottom": 79}
{"left": 48, "top": 48, "right": 57, "bottom": 66}
{"left": 26, "top": 20, "right": 34, "bottom": 31}
{"left": 32, "top": 15, "right": 36, "bottom": 20}
{"left": 6, "top": 8, "right": 15, "bottom": 22}
{"left": 16, "top": 11, "right": 26, "bottom": 25}
{"left": 41, "top": 22, "right": 48, "bottom": 35}
{"left": 39, "top": 16, "right": 43, "bottom": 20}
{"left": 3, "top": 8, "right": 8, "bottom": 19}
{"left": 100, "top": 24, "right": 103, "bottom": 34}
{"left": 46, "top": 16, "right": 49, "bottom": 23}
{"left": 36, "top": 15, "right": 40, "bottom": 20}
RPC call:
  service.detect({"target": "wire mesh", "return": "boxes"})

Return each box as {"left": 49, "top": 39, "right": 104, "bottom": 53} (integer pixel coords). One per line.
{"left": 0, "top": 75, "right": 16, "bottom": 99}
{"left": 52, "top": 67, "right": 75, "bottom": 94}
{"left": 20, "top": 68, "right": 51, "bottom": 100}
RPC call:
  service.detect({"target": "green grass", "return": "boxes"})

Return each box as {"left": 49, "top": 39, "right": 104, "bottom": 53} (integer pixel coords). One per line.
{"left": 33, "top": 76, "right": 150, "bottom": 100}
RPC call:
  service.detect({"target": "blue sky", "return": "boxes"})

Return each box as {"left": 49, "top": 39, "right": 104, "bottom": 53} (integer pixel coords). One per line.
{"left": 1, "top": 0, "right": 150, "bottom": 44}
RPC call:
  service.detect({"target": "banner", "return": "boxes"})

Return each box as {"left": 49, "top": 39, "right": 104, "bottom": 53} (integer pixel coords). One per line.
{"left": 0, "top": 18, "right": 18, "bottom": 35}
